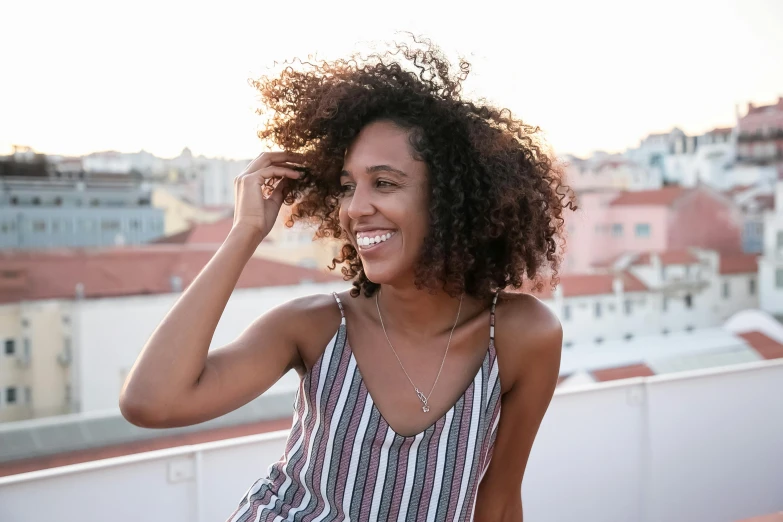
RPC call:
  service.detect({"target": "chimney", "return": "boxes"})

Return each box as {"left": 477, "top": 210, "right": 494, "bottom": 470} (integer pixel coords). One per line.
{"left": 612, "top": 274, "right": 624, "bottom": 295}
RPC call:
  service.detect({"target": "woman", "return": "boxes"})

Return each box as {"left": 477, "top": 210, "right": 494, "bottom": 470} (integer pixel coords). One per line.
{"left": 120, "top": 38, "right": 572, "bottom": 521}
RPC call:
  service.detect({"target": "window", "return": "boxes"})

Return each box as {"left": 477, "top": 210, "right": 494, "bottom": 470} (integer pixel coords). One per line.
{"left": 776, "top": 269, "right": 783, "bottom": 288}
{"left": 662, "top": 297, "right": 668, "bottom": 312}
{"left": 4, "top": 339, "right": 14, "bottom": 355}
{"left": 6, "top": 387, "right": 17, "bottom": 405}
{"left": 685, "top": 325, "right": 694, "bottom": 332}
{"left": 684, "top": 294, "right": 693, "bottom": 308}
{"left": 32, "top": 220, "right": 46, "bottom": 232}
{"left": 635, "top": 223, "right": 651, "bottom": 237}
{"left": 595, "top": 337, "right": 604, "bottom": 344}
{"left": 662, "top": 328, "right": 669, "bottom": 335}
{"left": 611, "top": 224, "right": 623, "bottom": 237}
{"left": 624, "top": 333, "right": 634, "bottom": 341}
{"left": 563, "top": 341, "right": 573, "bottom": 348}
{"left": 777, "top": 231, "right": 783, "bottom": 249}
{"left": 722, "top": 281, "right": 730, "bottom": 298}
{"left": 749, "top": 278, "right": 756, "bottom": 295}
{"left": 624, "top": 299, "right": 632, "bottom": 315}
{"left": 595, "top": 302, "right": 602, "bottom": 318}
{"left": 101, "top": 220, "right": 120, "bottom": 231}
{"left": 563, "top": 305, "right": 571, "bottom": 321}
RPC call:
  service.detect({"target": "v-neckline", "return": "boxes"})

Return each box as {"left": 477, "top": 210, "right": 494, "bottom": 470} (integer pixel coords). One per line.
{"left": 344, "top": 333, "right": 494, "bottom": 439}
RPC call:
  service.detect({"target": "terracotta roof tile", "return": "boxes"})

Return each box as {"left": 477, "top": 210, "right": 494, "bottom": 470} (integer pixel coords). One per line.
{"left": 591, "top": 364, "right": 655, "bottom": 382}
{"left": 609, "top": 186, "right": 688, "bottom": 207}
{"left": 0, "top": 245, "right": 341, "bottom": 304}
{"left": 525, "top": 271, "right": 648, "bottom": 299}
{"left": 154, "top": 217, "right": 234, "bottom": 245}
{"left": 738, "top": 331, "right": 783, "bottom": 360}
{"left": 633, "top": 250, "right": 700, "bottom": 266}
{"left": 719, "top": 253, "right": 759, "bottom": 275}
{"left": 0, "top": 417, "right": 293, "bottom": 478}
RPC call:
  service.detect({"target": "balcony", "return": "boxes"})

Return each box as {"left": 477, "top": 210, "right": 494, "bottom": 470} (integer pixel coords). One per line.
{"left": 0, "top": 359, "right": 781, "bottom": 522}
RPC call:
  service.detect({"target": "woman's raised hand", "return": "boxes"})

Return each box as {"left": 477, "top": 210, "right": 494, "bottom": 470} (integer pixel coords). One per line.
{"left": 232, "top": 151, "right": 306, "bottom": 243}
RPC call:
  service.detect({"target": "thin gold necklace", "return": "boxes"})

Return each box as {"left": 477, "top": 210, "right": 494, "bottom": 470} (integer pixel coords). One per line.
{"left": 375, "top": 288, "right": 464, "bottom": 413}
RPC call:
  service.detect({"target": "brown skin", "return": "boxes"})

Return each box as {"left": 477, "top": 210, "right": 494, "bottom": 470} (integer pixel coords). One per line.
{"left": 120, "top": 123, "right": 561, "bottom": 521}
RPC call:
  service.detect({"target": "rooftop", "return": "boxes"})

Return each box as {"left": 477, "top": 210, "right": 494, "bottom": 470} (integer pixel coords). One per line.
{"left": 527, "top": 271, "right": 647, "bottom": 299}
{"left": 719, "top": 252, "right": 760, "bottom": 275}
{"left": 1, "top": 359, "right": 780, "bottom": 522}
{"left": 0, "top": 245, "right": 339, "bottom": 304}
{"left": 609, "top": 185, "right": 687, "bottom": 206}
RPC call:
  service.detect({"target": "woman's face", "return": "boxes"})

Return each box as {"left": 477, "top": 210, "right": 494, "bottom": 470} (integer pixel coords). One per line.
{"left": 338, "top": 120, "right": 430, "bottom": 285}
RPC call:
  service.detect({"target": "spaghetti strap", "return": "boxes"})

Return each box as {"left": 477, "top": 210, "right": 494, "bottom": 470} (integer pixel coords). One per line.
{"left": 490, "top": 289, "right": 499, "bottom": 341}
{"left": 331, "top": 291, "right": 346, "bottom": 325}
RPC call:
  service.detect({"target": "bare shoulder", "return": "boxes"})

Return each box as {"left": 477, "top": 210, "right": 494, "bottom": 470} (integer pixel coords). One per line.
{"left": 494, "top": 292, "right": 563, "bottom": 390}
{"left": 272, "top": 290, "right": 347, "bottom": 373}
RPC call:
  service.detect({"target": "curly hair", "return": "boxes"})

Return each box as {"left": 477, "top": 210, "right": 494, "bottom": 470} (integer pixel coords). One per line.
{"left": 251, "top": 36, "right": 576, "bottom": 299}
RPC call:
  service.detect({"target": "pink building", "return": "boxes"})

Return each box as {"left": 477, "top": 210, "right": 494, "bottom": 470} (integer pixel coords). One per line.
{"left": 563, "top": 186, "right": 743, "bottom": 273}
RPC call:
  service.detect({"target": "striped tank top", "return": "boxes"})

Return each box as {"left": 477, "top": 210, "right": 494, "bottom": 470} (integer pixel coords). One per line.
{"left": 228, "top": 290, "right": 502, "bottom": 522}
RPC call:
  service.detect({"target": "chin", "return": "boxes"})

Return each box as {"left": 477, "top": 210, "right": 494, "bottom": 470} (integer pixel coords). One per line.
{"left": 360, "top": 260, "right": 409, "bottom": 287}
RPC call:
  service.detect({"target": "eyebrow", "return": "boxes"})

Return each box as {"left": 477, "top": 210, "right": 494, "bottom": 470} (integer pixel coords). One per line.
{"left": 340, "top": 165, "right": 409, "bottom": 178}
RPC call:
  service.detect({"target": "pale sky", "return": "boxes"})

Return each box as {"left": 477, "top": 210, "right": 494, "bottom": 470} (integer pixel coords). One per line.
{"left": 2, "top": 0, "right": 782, "bottom": 160}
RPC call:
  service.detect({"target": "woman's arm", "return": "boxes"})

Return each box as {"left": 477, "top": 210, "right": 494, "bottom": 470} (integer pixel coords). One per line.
{"left": 473, "top": 295, "right": 563, "bottom": 521}
{"left": 119, "top": 151, "right": 306, "bottom": 428}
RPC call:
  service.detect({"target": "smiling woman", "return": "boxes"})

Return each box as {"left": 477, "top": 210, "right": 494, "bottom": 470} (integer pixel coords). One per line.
{"left": 120, "top": 35, "right": 575, "bottom": 522}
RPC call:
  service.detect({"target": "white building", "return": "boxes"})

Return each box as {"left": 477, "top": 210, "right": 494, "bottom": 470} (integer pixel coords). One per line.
{"left": 533, "top": 248, "right": 759, "bottom": 347}
{"left": 564, "top": 153, "right": 661, "bottom": 192}
{"left": 759, "top": 180, "right": 783, "bottom": 316}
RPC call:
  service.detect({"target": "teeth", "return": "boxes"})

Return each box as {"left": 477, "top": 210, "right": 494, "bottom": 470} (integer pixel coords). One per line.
{"left": 356, "top": 231, "right": 395, "bottom": 248}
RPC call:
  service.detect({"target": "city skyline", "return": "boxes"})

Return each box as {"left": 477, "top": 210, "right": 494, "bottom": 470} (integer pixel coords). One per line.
{"left": 2, "top": 0, "right": 782, "bottom": 161}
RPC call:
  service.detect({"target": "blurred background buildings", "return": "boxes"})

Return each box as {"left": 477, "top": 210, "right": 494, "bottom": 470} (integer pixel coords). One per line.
{"left": 1, "top": 1, "right": 783, "bottom": 519}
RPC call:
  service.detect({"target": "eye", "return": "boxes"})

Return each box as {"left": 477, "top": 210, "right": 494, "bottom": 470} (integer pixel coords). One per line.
{"left": 338, "top": 184, "right": 355, "bottom": 194}
{"left": 376, "top": 180, "right": 395, "bottom": 188}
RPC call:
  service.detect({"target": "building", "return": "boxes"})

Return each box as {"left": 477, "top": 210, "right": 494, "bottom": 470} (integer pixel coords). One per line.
{"left": 0, "top": 153, "right": 165, "bottom": 249}
{"left": 663, "top": 127, "right": 737, "bottom": 189}
{"left": 0, "top": 246, "right": 345, "bottom": 423}
{"left": 564, "top": 153, "right": 661, "bottom": 192}
{"left": 723, "top": 184, "right": 776, "bottom": 253}
{"left": 759, "top": 180, "right": 783, "bottom": 317}
{"left": 534, "top": 248, "right": 758, "bottom": 347}
{"left": 151, "top": 187, "right": 231, "bottom": 236}
{"left": 564, "top": 185, "right": 743, "bottom": 273}
{"left": 736, "top": 97, "right": 783, "bottom": 180}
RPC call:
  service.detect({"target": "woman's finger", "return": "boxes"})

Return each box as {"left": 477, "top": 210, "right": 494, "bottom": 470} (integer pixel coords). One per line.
{"left": 267, "top": 177, "right": 291, "bottom": 207}
{"left": 238, "top": 165, "right": 304, "bottom": 183}
{"left": 242, "top": 151, "right": 306, "bottom": 174}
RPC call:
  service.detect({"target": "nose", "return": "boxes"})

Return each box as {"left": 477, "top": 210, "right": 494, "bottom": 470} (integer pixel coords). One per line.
{"left": 345, "top": 183, "right": 376, "bottom": 221}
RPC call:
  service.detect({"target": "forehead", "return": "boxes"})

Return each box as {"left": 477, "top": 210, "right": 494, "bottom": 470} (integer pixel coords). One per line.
{"left": 343, "top": 120, "right": 421, "bottom": 172}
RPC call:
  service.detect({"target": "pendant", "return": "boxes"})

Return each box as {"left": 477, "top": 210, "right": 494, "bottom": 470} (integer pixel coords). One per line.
{"left": 415, "top": 389, "right": 430, "bottom": 413}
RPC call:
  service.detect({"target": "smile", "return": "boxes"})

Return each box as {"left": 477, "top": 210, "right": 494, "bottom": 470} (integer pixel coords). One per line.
{"left": 356, "top": 231, "right": 397, "bottom": 251}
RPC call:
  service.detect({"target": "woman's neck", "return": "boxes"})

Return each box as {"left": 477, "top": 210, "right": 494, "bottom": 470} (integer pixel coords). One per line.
{"left": 372, "top": 284, "right": 485, "bottom": 338}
